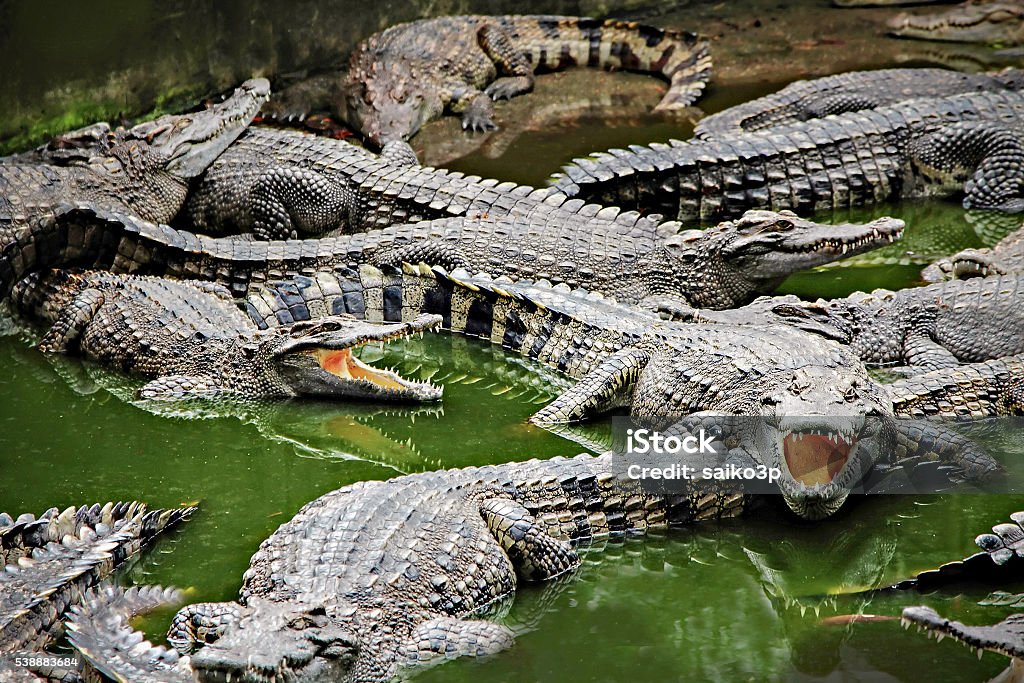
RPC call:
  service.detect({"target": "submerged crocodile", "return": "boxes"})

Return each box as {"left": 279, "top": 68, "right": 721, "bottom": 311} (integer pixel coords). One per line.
{"left": 889, "top": 1, "right": 1024, "bottom": 45}
{"left": 1, "top": 200, "right": 904, "bottom": 312}
{"left": 183, "top": 126, "right": 667, "bottom": 240}
{"left": 0, "top": 502, "right": 193, "bottom": 681}
{"left": 9, "top": 269, "right": 441, "bottom": 402}
{"left": 0, "top": 79, "right": 269, "bottom": 244}
{"left": 681, "top": 274, "right": 1024, "bottom": 372}
{"left": 924, "top": 220, "right": 1024, "bottom": 280}
{"left": 551, "top": 90, "right": 1024, "bottom": 221}
{"left": 340, "top": 15, "right": 711, "bottom": 145}
{"left": 898, "top": 510, "right": 1024, "bottom": 680}
{"left": 694, "top": 67, "right": 1024, "bottom": 139}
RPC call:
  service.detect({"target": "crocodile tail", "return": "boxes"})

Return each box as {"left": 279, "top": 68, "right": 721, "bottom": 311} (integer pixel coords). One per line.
{"left": 507, "top": 16, "right": 712, "bottom": 109}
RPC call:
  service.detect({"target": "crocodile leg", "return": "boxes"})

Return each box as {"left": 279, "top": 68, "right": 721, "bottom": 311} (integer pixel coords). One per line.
{"left": 167, "top": 602, "right": 242, "bottom": 652}
{"left": 250, "top": 167, "right": 356, "bottom": 239}
{"left": 479, "top": 498, "right": 580, "bottom": 581}
{"left": 379, "top": 140, "right": 420, "bottom": 167}
{"left": 478, "top": 23, "right": 535, "bottom": 101}
{"left": 531, "top": 348, "right": 651, "bottom": 424}
{"left": 902, "top": 332, "right": 962, "bottom": 372}
{"left": 401, "top": 617, "right": 515, "bottom": 669}
{"left": 36, "top": 288, "right": 104, "bottom": 353}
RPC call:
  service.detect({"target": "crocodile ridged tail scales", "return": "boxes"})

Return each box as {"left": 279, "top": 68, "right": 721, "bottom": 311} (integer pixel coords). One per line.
{"left": 0, "top": 502, "right": 195, "bottom": 653}
{"left": 498, "top": 16, "right": 712, "bottom": 110}
{"left": 552, "top": 90, "right": 1024, "bottom": 220}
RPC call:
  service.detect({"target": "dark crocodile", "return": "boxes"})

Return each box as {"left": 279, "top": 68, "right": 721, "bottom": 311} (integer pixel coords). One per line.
{"left": 551, "top": 90, "right": 1024, "bottom": 221}
{"left": 897, "top": 510, "right": 1024, "bottom": 678}
{"left": 0, "top": 502, "right": 194, "bottom": 681}
{"left": 8, "top": 269, "right": 442, "bottom": 402}
{"left": 694, "top": 67, "right": 1024, "bottom": 139}
{"left": 184, "top": 126, "right": 667, "bottom": 240}
{"left": 0, "top": 79, "right": 269, "bottom": 244}
{"left": 340, "top": 15, "right": 711, "bottom": 145}
{"left": 682, "top": 274, "right": 1024, "bottom": 371}
{"left": 0, "top": 201, "right": 905, "bottom": 313}
{"left": 889, "top": 1, "right": 1024, "bottom": 45}
{"left": 924, "top": 220, "right": 1024, "bottom": 280}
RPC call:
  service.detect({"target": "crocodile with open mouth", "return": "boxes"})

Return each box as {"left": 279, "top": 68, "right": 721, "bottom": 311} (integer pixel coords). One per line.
{"left": 551, "top": 90, "right": 1024, "bottom": 221}
{"left": 0, "top": 502, "right": 194, "bottom": 682}
{"left": 8, "top": 269, "right": 441, "bottom": 402}
{"left": 924, "top": 220, "right": 1024, "bottom": 280}
{"left": 888, "top": 1, "right": 1024, "bottom": 45}
{"left": 0, "top": 79, "right": 269, "bottom": 245}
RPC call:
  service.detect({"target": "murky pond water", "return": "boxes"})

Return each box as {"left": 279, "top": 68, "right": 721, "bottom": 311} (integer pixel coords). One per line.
{"left": 2, "top": 0, "right": 1024, "bottom": 681}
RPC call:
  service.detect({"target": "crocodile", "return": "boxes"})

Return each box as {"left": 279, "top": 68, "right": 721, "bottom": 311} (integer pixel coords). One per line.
{"left": 889, "top": 1, "right": 1024, "bottom": 45}
{"left": 924, "top": 220, "right": 1024, "bottom": 280}
{"left": 8, "top": 268, "right": 442, "bottom": 402}
{"left": 832, "top": 0, "right": 958, "bottom": 6}
{"left": 0, "top": 200, "right": 905, "bottom": 312}
{"left": 0, "top": 79, "right": 269, "bottom": 244}
{"left": 0, "top": 502, "right": 194, "bottom": 681}
{"left": 679, "top": 274, "right": 1024, "bottom": 372}
{"left": 897, "top": 510, "right": 1024, "bottom": 680}
{"left": 550, "top": 90, "right": 1024, "bottom": 221}
{"left": 183, "top": 125, "right": 668, "bottom": 240}
{"left": 339, "top": 15, "right": 711, "bottom": 146}
{"left": 694, "top": 67, "right": 1024, "bottom": 139}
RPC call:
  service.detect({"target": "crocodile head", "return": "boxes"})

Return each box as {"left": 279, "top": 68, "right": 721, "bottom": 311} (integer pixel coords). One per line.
{"left": 261, "top": 314, "right": 444, "bottom": 401}
{"left": 188, "top": 598, "right": 360, "bottom": 683}
{"left": 343, "top": 60, "right": 443, "bottom": 145}
{"left": 121, "top": 78, "right": 270, "bottom": 178}
{"left": 630, "top": 332, "right": 894, "bottom": 520}
{"left": 663, "top": 211, "right": 904, "bottom": 309}
{"left": 888, "top": 3, "right": 1024, "bottom": 45}
{"left": 901, "top": 606, "right": 1024, "bottom": 662}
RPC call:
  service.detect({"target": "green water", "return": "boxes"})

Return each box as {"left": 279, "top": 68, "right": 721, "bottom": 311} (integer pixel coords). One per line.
{"left": 4, "top": 1, "right": 1024, "bottom": 681}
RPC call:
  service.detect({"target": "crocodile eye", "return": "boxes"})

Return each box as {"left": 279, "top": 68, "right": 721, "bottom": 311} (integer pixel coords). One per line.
{"left": 843, "top": 384, "right": 859, "bottom": 401}
{"left": 773, "top": 220, "right": 793, "bottom": 231}
{"left": 240, "top": 345, "right": 258, "bottom": 360}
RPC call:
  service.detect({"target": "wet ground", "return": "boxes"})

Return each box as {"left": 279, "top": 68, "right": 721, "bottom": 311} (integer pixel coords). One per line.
{"left": 2, "top": 1, "right": 1024, "bottom": 681}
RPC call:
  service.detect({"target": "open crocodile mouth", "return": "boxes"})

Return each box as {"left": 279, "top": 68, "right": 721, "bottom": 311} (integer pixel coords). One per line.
{"left": 310, "top": 347, "right": 420, "bottom": 393}
{"left": 782, "top": 429, "right": 856, "bottom": 487}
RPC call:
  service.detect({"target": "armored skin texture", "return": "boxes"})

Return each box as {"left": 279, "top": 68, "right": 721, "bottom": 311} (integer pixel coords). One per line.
{"left": 0, "top": 502, "right": 194, "bottom": 681}
{"left": 184, "top": 126, "right": 668, "bottom": 240}
{"left": 9, "top": 269, "right": 442, "bottom": 403}
{"left": 694, "top": 67, "right": 1024, "bottom": 139}
{"left": 1, "top": 202, "right": 904, "bottom": 312}
{"left": 341, "top": 15, "right": 712, "bottom": 145}
{"left": 681, "top": 274, "right": 1024, "bottom": 372}
{"left": 551, "top": 90, "right": 1024, "bottom": 220}
{"left": 889, "top": 1, "right": 1024, "bottom": 45}
{"left": 66, "top": 585, "right": 193, "bottom": 683}
{"left": 0, "top": 79, "right": 269, "bottom": 244}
